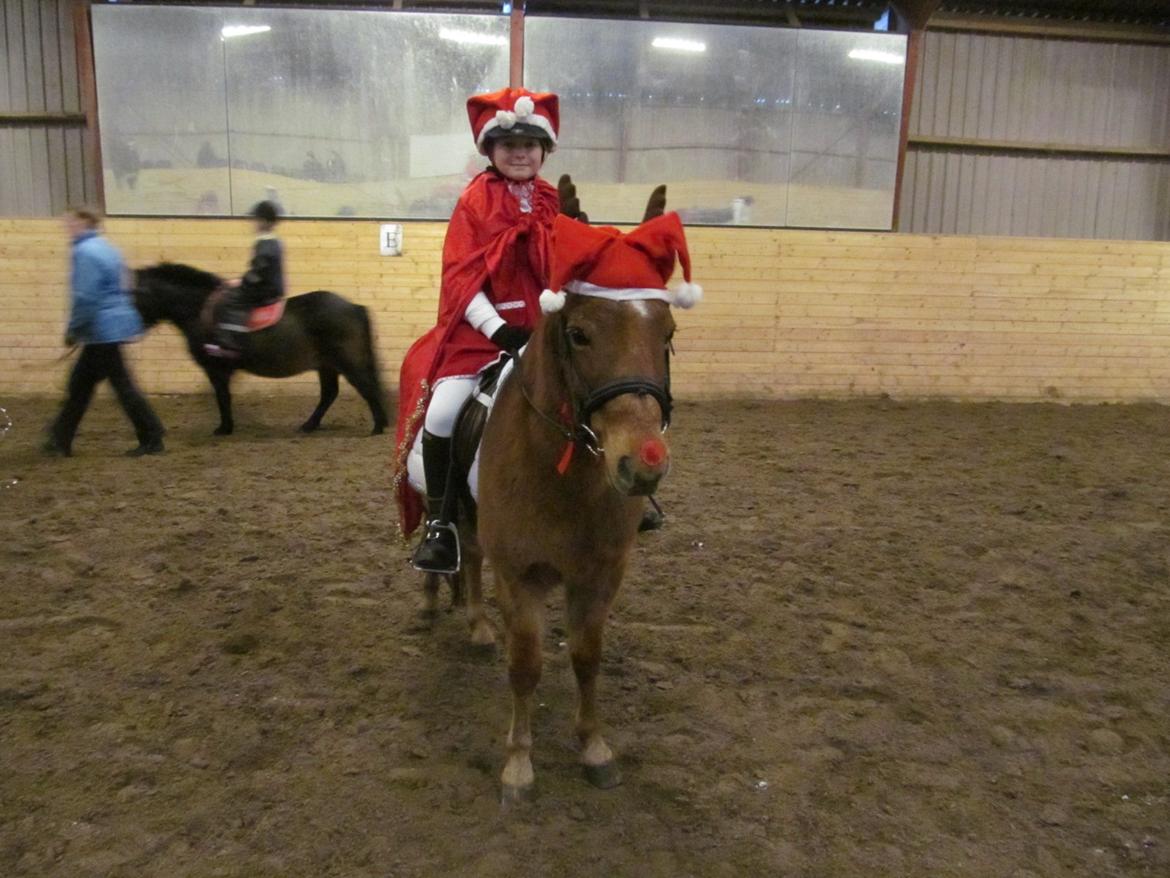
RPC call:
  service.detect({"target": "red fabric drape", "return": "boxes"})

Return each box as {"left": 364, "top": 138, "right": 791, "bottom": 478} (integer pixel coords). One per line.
{"left": 393, "top": 169, "right": 558, "bottom": 536}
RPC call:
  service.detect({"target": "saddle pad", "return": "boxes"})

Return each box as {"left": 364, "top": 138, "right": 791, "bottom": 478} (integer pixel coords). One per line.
{"left": 247, "top": 299, "right": 285, "bottom": 331}
{"left": 406, "top": 353, "right": 518, "bottom": 503}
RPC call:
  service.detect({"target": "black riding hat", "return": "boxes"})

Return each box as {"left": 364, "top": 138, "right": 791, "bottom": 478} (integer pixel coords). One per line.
{"left": 249, "top": 200, "right": 280, "bottom": 224}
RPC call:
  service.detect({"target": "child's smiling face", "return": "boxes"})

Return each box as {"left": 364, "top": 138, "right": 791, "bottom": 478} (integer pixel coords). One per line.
{"left": 489, "top": 136, "right": 545, "bottom": 182}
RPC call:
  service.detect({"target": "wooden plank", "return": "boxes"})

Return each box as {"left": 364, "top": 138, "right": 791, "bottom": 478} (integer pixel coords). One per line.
{"left": 0, "top": 110, "right": 85, "bottom": 124}
{"left": 909, "top": 134, "right": 1170, "bottom": 161}
{"left": 71, "top": 0, "right": 101, "bottom": 209}
{"left": 3, "top": 218, "right": 1170, "bottom": 401}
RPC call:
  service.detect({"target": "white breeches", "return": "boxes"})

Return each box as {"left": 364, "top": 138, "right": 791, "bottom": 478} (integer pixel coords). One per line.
{"left": 424, "top": 376, "right": 478, "bottom": 438}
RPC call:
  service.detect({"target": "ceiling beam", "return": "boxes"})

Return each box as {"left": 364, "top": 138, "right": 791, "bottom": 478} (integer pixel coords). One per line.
{"left": 891, "top": 0, "right": 942, "bottom": 32}
{"left": 929, "top": 13, "right": 1170, "bottom": 45}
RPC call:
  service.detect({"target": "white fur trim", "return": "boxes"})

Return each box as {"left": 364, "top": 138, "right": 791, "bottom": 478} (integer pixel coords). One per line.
{"left": 540, "top": 289, "right": 567, "bottom": 313}
{"left": 496, "top": 109, "right": 517, "bottom": 129}
{"left": 513, "top": 96, "right": 535, "bottom": 116}
{"left": 476, "top": 113, "right": 558, "bottom": 154}
{"left": 671, "top": 281, "right": 703, "bottom": 309}
{"left": 564, "top": 279, "right": 673, "bottom": 305}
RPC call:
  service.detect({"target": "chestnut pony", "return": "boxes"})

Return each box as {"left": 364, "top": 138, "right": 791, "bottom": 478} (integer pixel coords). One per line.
{"left": 419, "top": 183, "right": 682, "bottom": 801}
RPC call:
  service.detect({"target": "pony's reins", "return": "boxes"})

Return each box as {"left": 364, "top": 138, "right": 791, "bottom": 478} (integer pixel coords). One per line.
{"left": 516, "top": 322, "right": 673, "bottom": 475}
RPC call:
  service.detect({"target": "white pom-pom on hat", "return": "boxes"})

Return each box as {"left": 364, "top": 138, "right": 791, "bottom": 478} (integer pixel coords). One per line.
{"left": 496, "top": 109, "right": 517, "bottom": 129}
{"left": 540, "top": 289, "right": 567, "bottom": 313}
{"left": 513, "top": 96, "right": 535, "bottom": 117}
{"left": 671, "top": 281, "right": 703, "bottom": 309}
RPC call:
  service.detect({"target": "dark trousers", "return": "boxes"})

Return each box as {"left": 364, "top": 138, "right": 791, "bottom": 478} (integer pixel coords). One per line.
{"left": 213, "top": 290, "right": 250, "bottom": 352}
{"left": 50, "top": 343, "right": 164, "bottom": 449}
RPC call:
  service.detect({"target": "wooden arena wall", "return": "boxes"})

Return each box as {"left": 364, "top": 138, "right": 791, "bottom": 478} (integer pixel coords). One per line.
{"left": 2, "top": 217, "right": 1169, "bottom": 402}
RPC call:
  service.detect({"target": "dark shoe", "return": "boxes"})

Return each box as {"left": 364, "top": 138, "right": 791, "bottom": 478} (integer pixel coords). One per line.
{"left": 126, "top": 438, "right": 165, "bottom": 457}
{"left": 42, "top": 437, "right": 72, "bottom": 457}
{"left": 412, "top": 520, "right": 460, "bottom": 574}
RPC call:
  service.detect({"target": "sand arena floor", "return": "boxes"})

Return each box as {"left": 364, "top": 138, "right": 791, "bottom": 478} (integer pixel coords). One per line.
{"left": 1, "top": 393, "right": 1167, "bottom": 877}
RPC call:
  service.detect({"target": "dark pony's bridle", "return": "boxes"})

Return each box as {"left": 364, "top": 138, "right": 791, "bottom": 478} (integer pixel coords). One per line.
{"left": 518, "top": 313, "right": 673, "bottom": 461}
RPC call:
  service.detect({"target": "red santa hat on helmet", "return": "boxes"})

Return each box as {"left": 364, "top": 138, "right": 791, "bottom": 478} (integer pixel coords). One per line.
{"left": 539, "top": 213, "right": 703, "bottom": 313}
{"left": 467, "top": 87, "right": 559, "bottom": 155}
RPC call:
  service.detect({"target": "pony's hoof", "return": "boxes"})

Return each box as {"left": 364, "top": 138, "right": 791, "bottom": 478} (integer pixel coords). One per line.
{"left": 583, "top": 761, "right": 623, "bottom": 790}
{"left": 299, "top": 421, "right": 320, "bottom": 434}
{"left": 213, "top": 425, "right": 233, "bottom": 436}
{"left": 371, "top": 424, "right": 387, "bottom": 436}
{"left": 500, "top": 783, "right": 535, "bottom": 809}
{"left": 469, "top": 621, "right": 497, "bottom": 648}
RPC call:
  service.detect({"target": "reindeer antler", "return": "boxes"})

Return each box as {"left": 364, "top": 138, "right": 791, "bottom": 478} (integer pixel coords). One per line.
{"left": 558, "top": 174, "right": 589, "bottom": 224}
{"left": 642, "top": 185, "right": 667, "bottom": 222}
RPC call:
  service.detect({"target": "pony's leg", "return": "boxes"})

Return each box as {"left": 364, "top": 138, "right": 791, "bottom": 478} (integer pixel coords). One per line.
{"left": 301, "top": 368, "right": 339, "bottom": 433}
{"left": 339, "top": 364, "right": 388, "bottom": 435}
{"left": 567, "top": 580, "right": 623, "bottom": 789}
{"left": 499, "top": 578, "right": 544, "bottom": 802}
{"left": 461, "top": 538, "right": 495, "bottom": 646}
{"left": 207, "top": 368, "right": 234, "bottom": 436}
{"left": 420, "top": 572, "right": 441, "bottom": 621}
{"left": 448, "top": 571, "right": 465, "bottom": 607}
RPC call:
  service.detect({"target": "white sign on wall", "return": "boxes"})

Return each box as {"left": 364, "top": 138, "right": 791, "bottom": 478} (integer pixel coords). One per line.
{"left": 380, "top": 223, "right": 403, "bottom": 256}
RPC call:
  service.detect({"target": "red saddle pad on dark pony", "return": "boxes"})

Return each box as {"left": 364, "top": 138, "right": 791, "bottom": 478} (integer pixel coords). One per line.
{"left": 247, "top": 299, "right": 285, "bottom": 332}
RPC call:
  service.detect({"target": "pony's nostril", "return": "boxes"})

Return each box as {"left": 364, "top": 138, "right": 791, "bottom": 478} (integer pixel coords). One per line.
{"left": 617, "top": 455, "right": 633, "bottom": 483}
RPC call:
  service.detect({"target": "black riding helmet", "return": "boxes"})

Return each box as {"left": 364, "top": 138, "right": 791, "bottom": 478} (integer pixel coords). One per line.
{"left": 482, "top": 124, "right": 553, "bottom": 159}
{"left": 249, "top": 200, "right": 280, "bottom": 225}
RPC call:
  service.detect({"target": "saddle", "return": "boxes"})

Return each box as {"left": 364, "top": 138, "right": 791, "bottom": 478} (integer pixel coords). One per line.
{"left": 406, "top": 356, "right": 513, "bottom": 509}
{"left": 201, "top": 287, "right": 286, "bottom": 336}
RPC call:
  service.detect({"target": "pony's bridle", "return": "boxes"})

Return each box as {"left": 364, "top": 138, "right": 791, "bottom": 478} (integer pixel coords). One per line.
{"left": 519, "top": 318, "right": 673, "bottom": 460}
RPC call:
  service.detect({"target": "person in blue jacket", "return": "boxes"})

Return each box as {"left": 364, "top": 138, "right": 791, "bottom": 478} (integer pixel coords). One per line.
{"left": 44, "top": 207, "right": 165, "bottom": 457}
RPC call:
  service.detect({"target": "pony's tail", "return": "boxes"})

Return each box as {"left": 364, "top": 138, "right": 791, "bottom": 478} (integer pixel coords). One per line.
{"left": 356, "top": 303, "right": 390, "bottom": 428}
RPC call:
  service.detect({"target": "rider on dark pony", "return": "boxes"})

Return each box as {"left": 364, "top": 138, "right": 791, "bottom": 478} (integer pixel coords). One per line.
{"left": 205, "top": 200, "right": 286, "bottom": 358}
{"left": 394, "top": 87, "right": 561, "bottom": 574}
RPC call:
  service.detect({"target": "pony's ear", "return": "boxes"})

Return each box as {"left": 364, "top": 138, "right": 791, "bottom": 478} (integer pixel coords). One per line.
{"left": 642, "top": 185, "right": 667, "bottom": 222}
{"left": 541, "top": 307, "right": 569, "bottom": 363}
{"left": 558, "top": 174, "right": 587, "bottom": 223}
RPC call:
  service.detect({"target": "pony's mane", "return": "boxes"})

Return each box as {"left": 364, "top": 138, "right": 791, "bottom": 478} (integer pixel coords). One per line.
{"left": 139, "top": 262, "right": 222, "bottom": 290}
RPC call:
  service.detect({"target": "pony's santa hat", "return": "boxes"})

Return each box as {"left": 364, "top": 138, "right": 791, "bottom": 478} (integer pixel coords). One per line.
{"left": 467, "top": 87, "right": 559, "bottom": 155}
{"left": 539, "top": 212, "right": 703, "bottom": 313}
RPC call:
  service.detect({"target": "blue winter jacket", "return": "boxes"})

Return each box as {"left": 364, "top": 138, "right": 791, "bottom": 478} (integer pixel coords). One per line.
{"left": 67, "top": 231, "right": 144, "bottom": 344}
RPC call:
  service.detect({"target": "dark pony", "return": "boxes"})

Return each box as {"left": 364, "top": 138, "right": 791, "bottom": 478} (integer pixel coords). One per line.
{"left": 133, "top": 264, "right": 388, "bottom": 435}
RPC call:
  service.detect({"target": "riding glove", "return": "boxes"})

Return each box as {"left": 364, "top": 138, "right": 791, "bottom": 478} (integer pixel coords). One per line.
{"left": 490, "top": 325, "right": 531, "bottom": 352}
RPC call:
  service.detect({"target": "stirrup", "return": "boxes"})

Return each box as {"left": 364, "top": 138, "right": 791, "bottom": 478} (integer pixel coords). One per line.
{"left": 411, "top": 520, "right": 461, "bottom": 575}
{"left": 203, "top": 342, "right": 241, "bottom": 360}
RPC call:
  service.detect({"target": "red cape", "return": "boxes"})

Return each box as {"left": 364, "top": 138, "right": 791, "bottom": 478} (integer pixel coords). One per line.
{"left": 393, "top": 169, "right": 558, "bottom": 536}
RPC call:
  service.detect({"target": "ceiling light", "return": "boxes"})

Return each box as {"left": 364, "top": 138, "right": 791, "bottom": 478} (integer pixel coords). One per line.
{"left": 439, "top": 28, "right": 506, "bottom": 47}
{"left": 221, "top": 25, "right": 271, "bottom": 40}
{"left": 848, "top": 48, "right": 905, "bottom": 64}
{"left": 651, "top": 36, "right": 706, "bottom": 53}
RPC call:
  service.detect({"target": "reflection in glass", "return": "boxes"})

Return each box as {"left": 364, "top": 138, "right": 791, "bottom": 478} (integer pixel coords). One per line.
{"left": 92, "top": 7, "right": 903, "bottom": 227}
{"left": 527, "top": 17, "right": 904, "bottom": 228}
{"left": 93, "top": 6, "right": 508, "bottom": 218}
{"left": 787, "top": 30, "right": 905, "bottom": 228}
{"left": 93, "top": 5, "right": 231, "bottom": 215}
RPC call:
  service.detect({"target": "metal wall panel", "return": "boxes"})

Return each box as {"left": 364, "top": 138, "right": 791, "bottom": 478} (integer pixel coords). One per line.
{"left": 904, "top": 30, "right": 1170, "bottom": 240}
{"left": 0, "top": 0, "right": 93, "bottom": 217}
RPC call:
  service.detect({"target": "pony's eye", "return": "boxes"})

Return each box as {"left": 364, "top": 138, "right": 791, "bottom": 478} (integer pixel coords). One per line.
{"left": 567, "top": 326, "right": 590, "bottom": 348}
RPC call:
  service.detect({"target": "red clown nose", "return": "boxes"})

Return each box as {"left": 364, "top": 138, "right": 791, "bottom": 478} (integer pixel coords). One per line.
{"left": 640, "top": 438, "right": 668, "bottom": 469}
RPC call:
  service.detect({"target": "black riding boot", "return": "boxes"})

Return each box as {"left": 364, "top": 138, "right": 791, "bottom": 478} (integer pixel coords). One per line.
{"left": 411, "top": 430, "right": 461, "bottom": 574}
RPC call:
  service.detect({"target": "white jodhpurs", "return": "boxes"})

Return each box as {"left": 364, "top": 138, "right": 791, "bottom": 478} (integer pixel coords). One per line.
{"left": 424, "top": 376, "right": 478, "bottom": 438}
